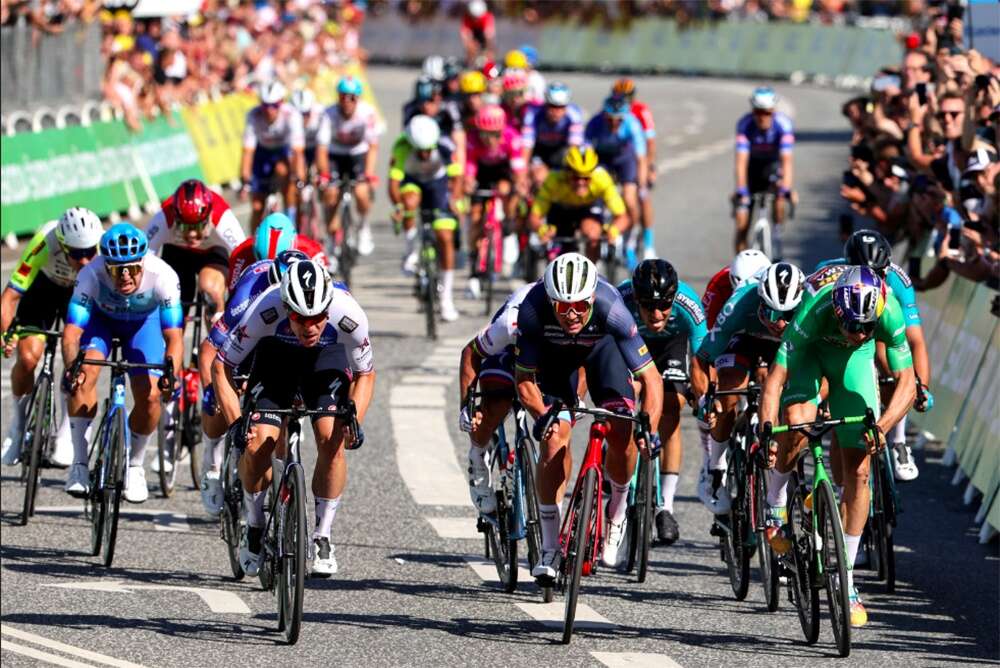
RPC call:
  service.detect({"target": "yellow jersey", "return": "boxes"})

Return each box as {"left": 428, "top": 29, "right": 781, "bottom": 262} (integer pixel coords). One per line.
{"left": 531, "top": 167, "right": 626, "bottom": 218}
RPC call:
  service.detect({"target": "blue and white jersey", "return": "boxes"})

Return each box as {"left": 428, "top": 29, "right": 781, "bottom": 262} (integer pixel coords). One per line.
{"left": 472, "top": 282, "right": 536, "bottom": 357}
{"left": 521, "top": 103, "right": 584, "bottom": 152}
{"left": 209, "top": 259, "right": 273, "bottom": 349}
{"left": 584, "top": 112, "right": 647, "bottom": 161}
{"left": 735, "top": 112, "right": 794, "bottom": 163}
{"left": 67, "top": 254, "right": 183, "bottom": 329}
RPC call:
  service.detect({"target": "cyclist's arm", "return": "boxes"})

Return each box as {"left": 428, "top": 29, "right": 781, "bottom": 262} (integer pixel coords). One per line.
{"left": 780, "top": 150, "right": 793, "bottom": 194}
{"left": 241, "top": 118, "right": 256, "bottom": 185}
{"left": 61, "top": 323, "right": 84, "bottom": 372}
{"left": 778, "top": 117, "right": 795, "bottom": 192}
{"left": 452, "top": 126, "right": 467, "bottom": 175}
{"left": 164, "top": 326, "right": 183, "bottom": 381}
{"left": 567, "top": 106, "right": 585, "bottom": 146}
{"left": 364, "top": 142, "right": 379, "bottom": 178}
{"left": 157, "top": 270, "right": 184, "bottom": 380}
{"left": 459, "top": 340, "right": 483, "bottom": 406}
{"left": 734, "top": 150, "right": 749, "bottom": 193}
{"left": 760, "top": 361, "right": 787, "bottom": 428}
{"left": 0, "top": 287, "right": 20, "bottom": 335}
{"left": 315, "top": 112, "right": 331, "bottom": 178}
{"left": 906, "top": 325, "right": 930, "bottom": 386}
{"left": 598, "top": 172, "right": 629, "bottom": 233}
{"left": 689, "top": 356, "right": 710, "bottom": 399}
{"left": 211, "top": 356, "right": 242, "bottom": 426}
{"left": 5, "top": 225, "right": 51, "bottom": 310}
{"left": 388, "top": 136, "right": 409, "bottom": 206}
{"left": 62, "top": 269, "right": 97, "bottom": 368}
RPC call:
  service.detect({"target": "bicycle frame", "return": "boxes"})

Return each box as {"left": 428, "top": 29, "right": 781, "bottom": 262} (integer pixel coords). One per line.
{"left": 473, "top": 189, "right": 504, "bottom": 276}
{"left": 559, "top": 419, "right": 610, "bottom": 572}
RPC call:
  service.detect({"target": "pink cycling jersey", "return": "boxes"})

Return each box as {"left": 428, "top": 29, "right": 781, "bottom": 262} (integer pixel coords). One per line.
{"left": 465, "top": 126, "right": 526, "bottom": 180}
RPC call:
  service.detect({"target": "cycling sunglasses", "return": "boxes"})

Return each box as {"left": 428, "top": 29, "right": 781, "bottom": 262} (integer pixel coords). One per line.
{"left": 569, "top": 174, "right": 591, "bottom": 184}
{"left": 553, "top": 299, "right": 592, "bottom": 317}
{"left": 106, "top": 262, "right": 143, "bottom": 280}
{"left": 178, "top": 220, "right": 207, "bottom": 233}
{"left": 479, "top": 130, "right": 502, "bottom": 140}
{"left": 287, "top": 310, "right": 328, "bottom": 327}
{"left": 639, "top": 299, "right": 674, "bottom": 313}
{"left": 841, "top": 319, "right": 877, "bottom": 335}
{"left": 262, "top": 102, "right": 281, "bottom": 110}
{"left": 758, "top": 304, "right": 793, "bottom": 324}
{"left": 64, "top": 245, "right": 98, "bottom": 261}
{"left": 340, "top": 94, "right": 359, "bottom": 102}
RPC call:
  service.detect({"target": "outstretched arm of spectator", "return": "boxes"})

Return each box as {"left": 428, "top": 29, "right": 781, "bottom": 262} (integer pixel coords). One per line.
{"left": 914, "top": 260, "right": 950, "bottom": 291}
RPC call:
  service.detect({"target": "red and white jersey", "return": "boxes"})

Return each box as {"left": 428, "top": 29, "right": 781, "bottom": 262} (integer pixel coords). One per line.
{"left": 146, "top": 189, "right": 245, "bottom": 255}
{"left": 316, "top": 101, "right": 383, "bottom": 156}
{"left": 226, "top": 234, "right": 328, "bottom": 292}
{"left": 242, "top": 102, "right": 305, "bottom": 151}
{"left": 631, "top": 101, "right": 656, "bottom": 139}
{"left": 302, "top": 103, "right": 326, "bottom": 149}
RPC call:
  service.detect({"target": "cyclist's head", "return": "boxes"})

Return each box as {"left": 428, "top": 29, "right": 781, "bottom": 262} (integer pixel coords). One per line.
{"left": 101, "top": 224, "right": 148, "bottom": 292}
{"left": 337, "top": 75, "right": 363, "bottom": 101}
{"left": 729, "top": 249, "right": 770, "bottom": 289}
{"left": 564, "top": 145, "right": 598, "bottom": 180}
{"left": 501, "top": 70, "right": 527, "bottom": 101}
{"left": 750, "top": 86, "right": 777, "bottom": 112}
{"left": 281, "top": 260, "right": 334, "bottom": 343}
{"left": 172, "top": 179, "right": 212, "bottom": 234}
{"left": 756, "top": 262, "right": 804, "bottom": 336}
{"left": 290, "top": 88, "right": 316, "bottom": 115}
{"left": 603, "top": 95, "right": 629, "bottom": 121}
{"left": 259, "top": 80, "right": 286, "bottom": 116}
{"left": 481, "top": 59, "right": 501, "bottom": 82}
{"left": 844, "top": 230, "right": 892, "bottom": 277}
{"left": 518, "top": 44, "right": 538, "bottom": 68}
{"left": 632, "top": 259, "right": 678, "bottom": 331}
{"left": 832, "top": 265, "right": 885, "bottom": 341}
{"left": 545, "top": 81, "right": 571, "bottom": 108}
{"left": 268, "top": 248, "right": 309, "bottom": 286}
{"left": 612, "top": 77, "right": 636, "bottom": 99}
{"left": 406, "top": 114, "right": 440, "bottom": 151}
{"left": 544, "top": 253, "right": 598, "bottom": 334}
{"left": 254, "top": 213, "right": 296, "bottom": 261}
{"left": 467, "top": 0, "right": 487, "bottom": 18}
{"left": 459, "top": 70, "right": 487, "bottom": 96}
{"left": 475, "top": 104, "right": 506, "bottom": 135}
{"left": 422, "top": 55, "right": 445, "bottom": 83}
{"left": 504, "top": 49, "right": 528, "bottom": 71}
{"left": 443, "top": 57, "right": 462, "bottom": 83}
{"left": 414, "top": 75, "right": 439, "bottom": 104}
{"left": 58, "top": 207, "right": 102, "bottom": 264}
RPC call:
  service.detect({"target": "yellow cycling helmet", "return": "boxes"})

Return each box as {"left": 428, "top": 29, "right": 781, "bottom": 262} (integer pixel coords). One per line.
{"left": 564, "top": 146, "right": 598, "bottom": 176}
{"left": 459, "top": 70, "right": 487, "bottom": 95}
{"left": 504, "top": 49, "right": 528, "bottom": 70}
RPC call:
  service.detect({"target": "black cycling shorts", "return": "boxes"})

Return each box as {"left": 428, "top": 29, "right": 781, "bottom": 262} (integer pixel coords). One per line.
{"left": 478, "top": 348, "right": 515, "bottom": 399}
{"left": 475, "top": 162, "right": 512, "bottom": 190}
{"left": 546, "top": 202, "right": 605, "bottom": 238}
{"left": 160, "top": 244, "right": 229, "bottom": 306}
{"left": 536, "top": 335, "right": 635, "bottom": 413}
{"left": 532, "top": 144, "right": 568, "bottom": 170}
{"left": 747, "top": 160, "right": 782, "bottom": 195}
{"left": 651, "top": 335, "right": 690, "bottom": 396}
{"left": 715, "top": 334, "right": 780, "bottom": 372}
{"left": 329, "top": 152, "right": 366, "bottom": 182}
{"left": 15, "top": 272, "right": 71, "bottom": 330}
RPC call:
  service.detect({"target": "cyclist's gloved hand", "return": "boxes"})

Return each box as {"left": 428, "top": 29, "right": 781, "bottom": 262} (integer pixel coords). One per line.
{"left": 62, "top": 368, "right": 79, "bottom": 394}
{"left": 645, "top": 432, "right": 662, "bottom": 456}
{"left": 202, "top": 383, "right": 217, "bottom": 416}
{"left": 916, "top": 384, "right": 934, "bottom": 412}
{"left": 695, "top": 395, "right": 716, "bottom": 431}
{"left": 532, "top": 408, "right": 559, "bottom": 442}
{"left": 459, "top": 405, "right": 474, "bottom": 433}
{"left": 346, "top": 423, "right": 365, "bottom": 450}
{"left": 2, "top": 331, "right": 17, "bottom": 358}
{"left": 227, "top": 419, "right": 248, "bottom": 452}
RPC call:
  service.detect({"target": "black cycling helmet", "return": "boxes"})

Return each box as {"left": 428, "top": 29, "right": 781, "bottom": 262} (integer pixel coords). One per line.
{"left": 414, "top": 75, "right": 439, "bottom": 102}
{"left": 844, "top": 229, "right": 892, "bottom": 276}
{"left": 632, "top": 259, "right": 679, "bottom": 307}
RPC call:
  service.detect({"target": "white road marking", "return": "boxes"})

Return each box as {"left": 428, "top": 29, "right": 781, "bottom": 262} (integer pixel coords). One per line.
{"left": 35, "top": 505, "right": 195, "bottom": 533}
{"left": 592, "top": 652, "right": 685, "bottom": 668}
{"left": 463, "top": 556, "right": 533, "bottom": 584}
{"left": 1, "top": 624, "right": 149, "bottom": 668}
{"left": 389, "top": 385, "right": 446, "bottom": 409}
{"left": 392, "top": 406, "right": 470, "bottom": 507}
{"left": 399, "top": 374, "right": 455, "bottom": 385}
{"left": 514, "top": 601, "right": 614, "bottom": 629}
{"left": 151, "top": 511, "right": 191, "bottom": 532}
{"left": 45, "top": 581, "right": 251, "bottom": 614}
{"left": 658, "top": 138, "right": 731, "bottom": 174}
{"left": 425, "top": 516, "right": 480, "bottom": 540}
{"left": 1, "top": 640, "right": 96, "bottom": 668}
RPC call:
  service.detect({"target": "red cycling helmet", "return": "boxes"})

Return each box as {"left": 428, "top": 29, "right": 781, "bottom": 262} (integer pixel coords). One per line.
{"left": 475, "top": 104, "right": 506, "bottom": 132}
{"left": 482, "top": 59, "right": 501, "bottom": 81}
{"left": 173, "top": 179, "right": 212, "bottom": 227}
{"left": 502, "top": 70, "right": 527, "bottom": 93}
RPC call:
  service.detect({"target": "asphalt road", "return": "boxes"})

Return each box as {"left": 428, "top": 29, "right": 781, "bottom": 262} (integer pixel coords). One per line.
{"left": 1, "top": 66, "right": 997, "bottom": 668}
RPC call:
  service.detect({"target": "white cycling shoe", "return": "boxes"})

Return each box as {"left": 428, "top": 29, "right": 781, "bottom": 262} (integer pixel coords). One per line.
{"left": 240, "top": 526, "right": 262, "bottom": 577}
{"left": 441, "top": 301, "right": 459, "bottom": 322}
{"left": 65, "top": 463, "right": 90, "bottom": 498}
{"left": 311, "top": 537, "right": 338, "bottom": 577}
{"left": 892, "top": 443, "right": 919, "bottom": 482}
{"left": 124, "top": 465, "right": 149, "bottom": 503}
{"left": 467, "top": 448, "right": 495, "bottom": 515}
{"left": 532, "top": 550, "right": 558, "bottom": 579}
{"left": 697, "top": 468, "right": 731, "bottom": 515}
{"left": 1, "top": 424, "right": 22, "bottom": 465}
{"left": 401, "top": 252, "right": 419, "bottom": 276}
{"left": 602, "top": 519, "right": 628, "bottom": 568}
{"left": 466, "top": 276, "right": 482, "bottom": 300}
{"left": 49, "top": 434, "right": 74, "bottom": 468}
{"left": 641, "top": 245, "right": 658, "bottom": 260}
{"left": 357, "top": 225, "right": 375, "bottom": 256}
{"left": 200, "top": 470, "right": 223, "bottom": 517}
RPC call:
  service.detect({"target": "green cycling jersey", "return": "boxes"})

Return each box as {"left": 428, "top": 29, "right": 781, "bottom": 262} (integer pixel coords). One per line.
{"left": 7, "top": 220, "right": 78, "bottom": 293}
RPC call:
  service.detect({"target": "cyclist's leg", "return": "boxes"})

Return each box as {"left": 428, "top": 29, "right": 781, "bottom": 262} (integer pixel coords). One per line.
{"left": 322, "top": 153, "right": 347, "bottom": 237}
{"left": 658, "top": 342, "right": 690, "bottom": 515}
{"left": 196, "top": 255, "right": 230, "bottom": 322}
{"left": 349, "top": 153, "right": 375, "bottom": 252}
{"left": 427, "top": 177, "right": 458, "bottom": 313}
{"left": 467, "top": 353, "right": 515, "bottom": 512}
{"left": 399, "top": 179, "right": 421, "bottom": 269}
{"left": 579, "top": 215, "right": 604, "bottom": 264}
{"left": 64, "top": 316, "right": 110, "bottom": 490}
{"left": 585, "top": 336, "right": 637, "bottom": 510}
{"left": 250, "top": 147, "right": 280, "bottom": 232}
{"left": 120, "top": 316, "right": 167, "bottom": 501}
{"left": 533, "top": 365, "right": 577, "bottom": 545}
{"left": 275, "top": 154, "right": 295, "bottom": 217}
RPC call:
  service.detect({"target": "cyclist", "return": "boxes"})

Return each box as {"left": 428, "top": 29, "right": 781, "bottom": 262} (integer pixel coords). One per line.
{"left": 239, "top": 80, "right": 307, "bottom": 231}
{"left": 459, "top": 0, "right": 495, "bottom": 65}
{"left": 516, "top": 253, "right": 663, "bottom": 578}
{"left": 810, "top": 230, "right": 932, "bottom": 481}
{"left": 146, "top": 179, "right": 245, "bottom": 323}
{"left": 733, "top": 86, "right": 795, "bottom": 255}
{"left": 701, "top": 249, "right": 771, "bottom": 330}
{"left": 458, "top": 282, "right": 535, "bottom": 513}
{"left": 585, "top": 95, "right": 648, "bottom": 266}
{"left": 403, "top": 75, "right": 466, "bottom": 168}
{"left": 500, "top": 69, "right": 531, "bottom": 133}
{"left": 465, "top": 104, "right": 527, "bottom": 297}
{"left": 314, "top": 76, "right": 382, "bottom": 259}
{"left": 760, "top": 266, "right": 916, "bottom": 627}
{"left": 61, "top": 224, "right": 183, "bottom": 503}
{"left": 227, "top": 212, "right": 327, "bottom": 292}
{"left": 516, "top": 44, "right": 546, "bottom": 103}
{"left": 529, "top": 146, "right": 629, "bottom": 264}
{"left": 618, "top": 260, "right": 709, "bottom": 544}
{"left": 198, "top": 249, "right": 308, "bottom": 516}
{"left": 291, "top": 88, "right": 324, "bottom": 174}
{"left": 612, "top": 78, "right": 658, "bottom": 260}
{"left": 441, "top": 58, "right": 464, "bottom": 104}
{"left": 458, "top": 70, "right": 488, "bottom": 128}
{"left": 1, "top": 208, "right": 103, "bottom": 467}
{"left": 213, "top": 260, "right": 375, "bottom": 577}
{"left": 694, "top": 262, "right": 806, "bottom": 515}
{"left": 388, "top": 115, "right": 464, "bottom": 322}
{"left": 521, "top": 82, "right": 584, "bottom": 190}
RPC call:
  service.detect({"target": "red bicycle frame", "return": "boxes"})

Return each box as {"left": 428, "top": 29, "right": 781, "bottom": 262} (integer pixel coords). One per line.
{"left": 558, "top": 420, "right": 610, "bottom": 575}
{"left": 475, "top": 192, "right": 504, "bottom": 275}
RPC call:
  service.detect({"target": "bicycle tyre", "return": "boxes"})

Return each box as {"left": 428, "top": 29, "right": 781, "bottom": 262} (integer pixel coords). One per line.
{"left": 278, "top": 463, "right": 308, "bottom": 644}
{"left": 636, "top": 453, "right": 654, "bottom": 583}
{"left": 562, "top": 468, "right": 597, "bottom": 645}
{"left": 871, "top": 451, "right": 896, "bottom": 593}
{"left": 341, "top": 203, "right": 355, "bottom": 288}
{"left": 157, "top": 401, "right": 180, "bottom": 497}
{"left": 788, "top": 477, "right": 819, "bottom": 643}
{"left": 102, "top": 410, "right": 127, "bottom": 568}
{"left": 221, "top": 439, "right": 245, "bottom": 580}
{"left": 423, "top": 261, "right": 438, "bottom": 341}
{"left": 487, "top": 449, "right": 518, "bottom": 592}
{"left": 754, "top": 465, "right": 779, "bottom": 612}
{"left": 520, "top": 437, "right": 543, "bottom": 572}
{"left": 722, "top": 449, "right": 750, "bottom": 600}
{"left": 185, "top": 398, "right": 202, "bottom": 490}
{"left": 88, "top": 417, "right": 108, "bottom": 556}
{"left": 817, "top": 480, "right": 851, "bottom": 657}
{"left": 20, "top": 377, "right": 50, "bottom": 525}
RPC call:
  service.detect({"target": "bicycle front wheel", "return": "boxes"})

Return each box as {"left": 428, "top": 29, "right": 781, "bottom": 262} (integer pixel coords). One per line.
{"left": 871, "top": 451, "right": 896, "bottom": 593}
{"left": 157, "top": 401, "right": 180, "bottom": 497}
{"left": 635, "top": 454, "right": 654, "bottom": 583}
{"left": 788, "top": 476, "right": 819, "bottom": 643}
{"left": 277, "top": 463, "right": 308, "bottom": 644}
{"left": 725, "top": 451, "right": 751, "bottom": 600}
{"left": 817, "top": 480, "right": 851, "bottom": 657}
{"left": 487, "top": 453, "right": 518, "bottom": 592}
{"left": 102, "top": 411, "right": 127, "bottom": 568}
{"left": 88, "top": 418, "right": 108, "bottom": 556}
{"left": 184, "top": 398, "right": 202, "bottom": 490}
{"left": 753, "top": 465, "right": 779, "bottom": 612}
{"left": 562, "top": 468, "right": 597, "bottom": 645}
{"left": 221, "top": 440, "right": 245, "bottom": 580}
{"left": 20, "top": 377, "right": 51, "bottom": 525}
{"left": 520, "top": 437, "right": 543, "bottom": 572}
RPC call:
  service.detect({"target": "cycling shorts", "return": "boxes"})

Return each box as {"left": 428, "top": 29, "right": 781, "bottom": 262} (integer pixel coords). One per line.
{"left": 651, "top": 335, "right": 689, "bottom": 396}
{"left": 532, "top": 144, "right": 568, "bottom": 170}
{"left": 400, "top": 175, "right": 455, "bottom": 231}
{"left": 475, "top": 162, "right": 512, "bottom": 190}
{"left": 536, "top": 335, "right": 635, "bottom": 414}
{"left": 15, "top": 272, "right": 70, "bottom": 331}
{"left": 714, "top": 334, "right": 780, "bottom": 372}
{"left": 245, "top": 338, "right": 353, "bottom": 429}
{"left": 304, "top": 146, "right": 317, "bottom": 170}
{"left": 600, "top": 152, "right": 638, "bottom": 186}
{"left": 478, "top": 348, "right": 515, "bottom": 398}
{"left": 81, "top": 311, "right": 166, "bottom": 377}
{"left": 546, "top": 202, "right": 605, "bottom": 238}
{"left": 747, "top": 160, "right": 782, "bottom": 196}
{"left": 328, "top": 152, "right": 366, "bottom": 182}
{"left": 161, "top": 243, "right": 229, "bottom": 306}
{"left": 251, "top": 146, "right": 291, "bottom": 194}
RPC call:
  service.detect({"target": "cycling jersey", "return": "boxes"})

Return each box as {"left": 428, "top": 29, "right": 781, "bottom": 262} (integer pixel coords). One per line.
{"left": 460, "top": 11, "right": 494, "bottom": 38}
{"left": 388, "top": 134, "right": 462, "bottom": 183}
{"left": 217, "top": 283, "right": 374, "bottom": 375}
{"left": 473, "top": 283, "right": 534, "bottom": 358}
{"left": 735, "top": 112, "right": 794, "bottom": 164}
{"left": 811, "top": 257, "right": 921, "bottom": 327}
{"left": 402, "top": 101, "right": 462, "bottom": 149}
{"left": 617, "top": 278, "right": 707, "bottom": 361}
{"left": 301, "top": 104, "right": 326, "bottom": 150}
{"left": 696, "top": 284, "right": 780, "bottom": 365}
{"left": 7, "top": 220, "right": 79, "bottom": 293}
{"left": 466, "top": 126, "right": 526, "bottom": 181}
{"left": 583, "top": 112, "right": 647, "bottom": 161}
{"left": 521, "top": 103, "right": 584, "bottom": 154}
{"left": 226, "top": 234, "right": 328, "bottom": 292}
{"left": 630, "top": 101, "right": 656, "bottom": 140}
{"left": 317, "top": 100, "right": 382, "bottom": 156}
{"left": 531, "top": 167, "right": 626, "bottom": 218}
{"left": 146, "top": 189, "right": 245, "bottom": 255}
{"left": 67, "top": 254, "right": 183, "bottom": 329}
{"left": 210, "top": 259, "right": 272, "bottom": 349}
{"left": 242, "top": 102, "right": 305, "bottom": 151}
{"left": 701, "top": 267, "right": 735, "bottom": 330}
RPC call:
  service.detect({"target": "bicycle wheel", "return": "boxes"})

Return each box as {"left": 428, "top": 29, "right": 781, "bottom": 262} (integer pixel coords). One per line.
{"left": 723, "top": 450, "right": 750, "bottom": 600}
{"left": 221, "top": 440, "right": 245, "bottom": 580}
{"left": 562, "top": 469, "right": 597, "bottom": 645}
{"left": 102, "top": 411, "right": 127, "bottom": 568}
{"left": 753, "top": 465, "right": 779, "bottom": 612}
{"left": 788, "top": 477, "right": 819, "bottom": 643}
{"left": 185, "top": 398, "right": 202, "bottom": 490}
{"left": 341, "top": 202, "right": 355, "bottom": 288}
{"left": 20, "top": 377, "right": 50, "bottom": 525}
{"left": 422, "top": 259, "right": 438, "bottom": 340}
{"left": 277, "top": 463, "right": 308, "bottom": 644}
{"left": 816, "top": 480, "right": 851, "bottom": 657}
{"left": 88, "top": 418, "right": 108, "bottom": 556}
{"left": 870, "top": 451, "right": 896, "bottom": 593}
{"left": 157, "top": 401, "right": 180, "bottom": 497}
{"left": 635, "top": 454, "right": 654, "bottom": 583}
{"left": 520, "top": 437, "right": 543, "bottom": 572}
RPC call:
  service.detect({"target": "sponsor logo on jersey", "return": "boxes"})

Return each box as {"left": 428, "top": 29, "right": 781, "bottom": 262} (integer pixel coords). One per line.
{"left": 638, "top": 344, "right": 648, "bottom": 356}
{"left": 234, "top": 325, "right": 249, "bottom": 344}
{"left": 674, "top": 292, "right": 705, "bottom": 324}
{"left": 338, "top": 315, "right": 358, "bottom": 333}
{"left": 261, "top": 307, "right": 278, "bottom": 324}
{"left": 16, "top": 262, "right": 31, "bottom": 276}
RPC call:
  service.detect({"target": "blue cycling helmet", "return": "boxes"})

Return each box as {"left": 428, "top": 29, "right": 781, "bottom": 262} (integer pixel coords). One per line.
{"left": 832, "top": 266, "right": 887, "bottom": 332}
{"left": 750, "top": 86, "right": 777, "bottom": 111}
{"left": 100, "top": 223, "right": 148, "bottom": 263}
{"left": 267, "top": 248, "right": 309, "bottom": 285}
{"left": 519, "top": 44, "right": 538, "bottom": 67}
{"left": 253, "top": 213, "right": 296, "bottom": 261}
{"left": 337, "top": 75, "right": 363, "bottom": 97}
{"left": 603, "top": 95, "right": 629, "bottom": 117}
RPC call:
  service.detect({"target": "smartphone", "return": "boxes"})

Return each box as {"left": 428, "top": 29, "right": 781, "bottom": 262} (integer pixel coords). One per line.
{"left": 948, "top": 227, "right": 962, "bottom": 250}
{"left": 975, "top": 74, "right": 991, "bottom": 91}
{"left": 916, "top": 82, "right": 928, "bottom": 105}
{"left": 947, "top": 3, "right": 964, "bottom": 21}
{"left": 842, "top": 170, "right": 862, "bottom": 188}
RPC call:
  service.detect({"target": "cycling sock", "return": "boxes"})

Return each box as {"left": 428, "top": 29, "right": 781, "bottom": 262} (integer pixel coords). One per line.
{"left": 244, "top": 489, "right": 266, "bottom": 528}
{"left": 201, "top": 434, "right": 224, "bottom": 472}
{"left": 539, "top": 503, "right": 561, "bottom": 552}
{"left": 766, "top": 469, "right": 791, "bottom": 507}
{"left": 608, "top": 479, "right": 630, "bottom": 525}
{"left": 467, "top": 442, "right": 490, "bottom": 471}
{"left": 56, "top": 392, "right": 72, "bottom": 447}
{"left": 129, "top": 430, "right": 152, "bottom": 467}
{"left": 441, "top": 269, "right": 455, "bottom": 304}
{"left": 708, "top": 435, "right": 728, "bottom": 470}
{"left": 699, "top": 427, "right": 710, "bottom": 458}
{"left": 313, "top": 496, "right": 341, "bottom": 539}
{"left": 660, "top": 473, "right": 679, "bottom": 513}
{"left": 642, "top": 227, "right": 654, "bottom": 249}
{"left": 11, "top": 392, "right": 28, "bottom": 433}
{"left": 844, "top": 533, "right": 861, "bottom": 590}
{"left": 890, "top": 416, "right": 906, "bottom": 446}
{"left": 70, "top": 417, "right": 93, "bottom": 465}
{"left": 403, "top": 226, "right": 418, "bottom": 257}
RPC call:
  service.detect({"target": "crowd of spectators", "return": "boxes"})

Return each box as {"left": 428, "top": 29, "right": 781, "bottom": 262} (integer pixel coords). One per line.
{"left": 837, "top": 2, "right": 999, "bottom": 297}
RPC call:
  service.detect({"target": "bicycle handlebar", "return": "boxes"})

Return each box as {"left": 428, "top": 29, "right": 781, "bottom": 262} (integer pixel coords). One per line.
{"left": 243, "top": 400, "right": 363, "bottom": 450}
{"left": 759, "top": 407, "right": 877, "bottom": 444}
{"left": 532, "top": 399, "right": 655, "bottom": 454}
{"left": 70, "top": 351, "right": 176, "bottom": 393}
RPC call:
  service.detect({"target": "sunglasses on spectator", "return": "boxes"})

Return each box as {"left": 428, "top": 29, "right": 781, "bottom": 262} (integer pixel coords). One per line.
{"left": 841, "top": 320, "right": 876, "bottom": 335}
{"left": 937, "top": 110, "right": 963, "bottom": 120}
{"left": 64, "top": 245, "right": 98, "bottom": 261}
{"left": 758, "top": 304, "right": 793, "bottom": 324}
{"left": 553, "top": 299, "right": 592, "bottom": 317}
{"left": 639, "top": 299, "right": 674, "bottom": 313}
{"left": 287, "top": 310, "right": 328, "bottom": 327}
{"left": 106, "top": 262, "right": 143, "bottom": 280}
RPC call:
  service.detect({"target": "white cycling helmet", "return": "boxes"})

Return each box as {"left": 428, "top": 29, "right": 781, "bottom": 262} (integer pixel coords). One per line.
{"left": 406, "top": 114, "right": 440, "bottom": 150}
{"left": 422, "top": 55, "right": 446, "bottom": 82}
{"left": 468, "top": 0, "right": 487, "bottom": 18}
{"left": 281, "top": 259, "right": 334, "bottom": 317}
{"left": 290, "top": 88, "right": 316, "bottom": 114}
{"left": 750, "top": 86, "right": 777, "bottom": 111}
{"left": 58, "top": 207, "right": 103, "bottom": 249}
{"left": 259, "top": 80, "right": 287, "bottom": 105}
{"left": 729, "top": 249, "right": 771, "bottom": 289}
{"left": 757, "top": 262, "right": 805, "bottom": 312}
{"left": 544, "top": 253, "right": 598, "bottom": 303}
{"left": 545, "top": 82, "right": 571, "bottom": 107}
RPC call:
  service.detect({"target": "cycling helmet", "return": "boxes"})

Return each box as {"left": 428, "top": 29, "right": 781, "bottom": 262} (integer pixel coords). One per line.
{"left": 519, "top": 44, "right": 538, "bottom": 68}
{"left": 259, "top": 80, "right": 286, "bottom": 105}
{"left": 844, "top": 229, "right": 892, "bottom": 276}
{"left": 414, "top": 75, "right": 439, "bottom": 102}
{"left": 172, "top": 179, "right": 212, "bottom": 227}
{"left": 603, "top": 95, "right": 629, "bottom": 117}
{"left": 475, "top": 104, "right": 506, "bottom": 132}
{"left": 290, "top": 88, "right": 316, "bottom": 114}
{"left": 443, "top": 57, "right": 462, "bottom": 81}
{"left": 612, "top": 78, "right": 636, "bottom": 97}
{"left": 459, "top": 70, "right": 487, "bottom": 95}
{"left": 253, "top": 213, "right": 296, "bottom": 261}
{"left": 564, "top": 145, "right": 598, "bottom": 176}
{"left": 422, "top": 55, "right": 446, "bottom": 82}
{"left": 281, "top": 258, "right": 334, "bottom": 317}
{"left": 100, "top": 223, "right": 148, "bottom": 263}
{"left": 337, "top": 76, "right": 363, "bottom": 97}
{"left": 757, "top": 262, "right": 805, "bottom": 312}
{"left": 267, "top": 248, "right": 309, "bottom": 286}
{"left": 832, "top": 266, "right": 886, "bottom": 328}
{"left": 58, "top": 207, "right": 102, "bottom": 249}
{"left": 502, "top": 69, "right": 526, "bottom": 93}
{"left": 729, "top": 249, "right": 770, "bottom": 289}
{"left": 406, "top": 114, "right": 440, "bottom": 150}
{"left": 544, "top": 253, "right": 598, "bottom": 303}
{"left": 750, "top": 86, "right": 777, "bottom": 111}
{"left": 482, "top": 59, "right": 501, "bottom": 81}
{"left": 468, "top": 0, "right": 487, "bottom": 18}
{"left": 632, "top": 259, "right": 679, "bottom": 307}
{"left": 545, "top": 82, "right": 571, "bottom": 107}
{"left": 504, "top": 49, "right": 528, "bottom": 70}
